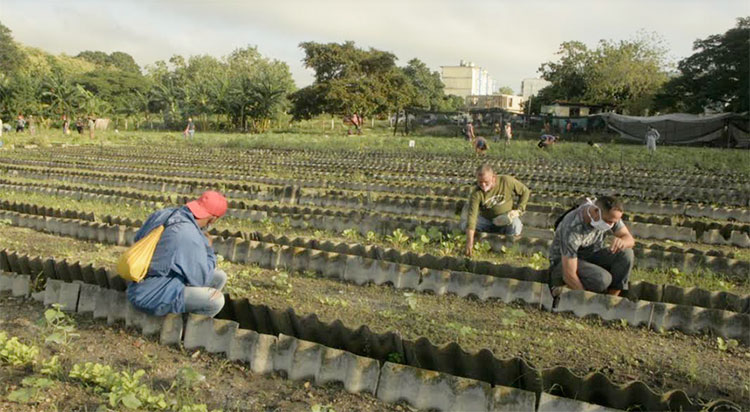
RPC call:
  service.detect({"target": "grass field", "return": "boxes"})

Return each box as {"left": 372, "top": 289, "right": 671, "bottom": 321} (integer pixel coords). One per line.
{"left": 1, "top": 122, "right": 749, "bottom": 411}
{"left": 2, "top": 120, "right": 749, "bottom": 177}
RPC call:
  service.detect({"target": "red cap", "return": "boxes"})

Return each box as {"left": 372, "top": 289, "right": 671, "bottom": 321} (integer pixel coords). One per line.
{"left": 186, "top": 191, "right": 227, "bottom": 219}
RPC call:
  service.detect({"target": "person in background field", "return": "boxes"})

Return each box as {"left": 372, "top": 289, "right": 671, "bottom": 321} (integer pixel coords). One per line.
{"left": 128, "top": 191, "right": 229, "bottom": 317}
{"left": 492, "top": 122, "right": 502, "bottom": 142}
{"left": 463, "top": 119, "right": 475, "bottom": 142}
{"left": 75, "top": 118, "right": 84, "bottom": 134}
{"left": 645, "top": 125, "right": 660, "bottom": 153}
{"left": 548, "top": 196, "right": 635, "bottom": 297}
{"left": 504, "top": 121, "right": 513, "bottom": 146}
{"left": 184, "top": 117, "right": 196, "bottom": 139}
{"left": 28, "top": 115, "right": 36, "bottom": 136}
{"left": 474, "top": 136, "right": 489, "bottom": 155}
{"left": 538, "top": 134, "right": 557, "bottom": 148}
{"left": 88, "top": 117, "right": 95, "bottom": 139}
{"left": 16, "top": 114, "right": 25, "bottom": 133}
{"left": 587, "top": 140, "right": 602, "bottom": 152}
{"left": 462, "top": 164, "right": 531, "bottom": 257}
{"left": 0, "top": 117, "right": 3, "bottom": 138}
{"left": 62, "top": 115, "right": 70, "bottom": 135}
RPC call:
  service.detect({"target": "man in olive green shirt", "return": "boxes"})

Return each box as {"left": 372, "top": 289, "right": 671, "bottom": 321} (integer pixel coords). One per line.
{"left": 463, "top": 164, "right": 531, "bottom": 256}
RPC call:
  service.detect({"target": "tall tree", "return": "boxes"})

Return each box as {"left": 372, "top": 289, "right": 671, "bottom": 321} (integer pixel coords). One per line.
{"left": 535, "top": 35, "right": 669, "bottom": 114}
{"left": 653, "top": 17, "right": 749, "bottom": 113}
{"left": 77, "top": 50, "right": 141, "bottom": 73}
{"left": 291, "top": 41, "right": 404, "bottom": 123}
{"left": 537, "top": 41, "right": 592, "bottom": 103}
{"left": 402, "top": 58, "right": 444, "bottom": 110}
{"left": 587, "top": 33, "right": 669, "bottom": 114}
{"left": 0, "top": 21, "right": 26, "bottom": 74}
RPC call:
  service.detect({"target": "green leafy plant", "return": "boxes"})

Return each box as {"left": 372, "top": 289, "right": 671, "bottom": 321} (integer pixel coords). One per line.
{"left": 499, "top": 308, "right": 527, "bottom": 327}
{"left": 40, "top": 355, "right": 63, "bottom": 378}
{"left": 271, "top": 271, "right": 293, "bottom": 294}
{"left": 69, "top": 362, "right": 169, "bottom": 410}
{"left": 319, "top": 296, "right": 349, "bottom": 307}
{"left": 472, "top": 240, "right": 492, "bottom": 254}
{"left": 529, "top": 252, "right": 547, "bottom": 270}
{"left": 7, "top": 376, "right": 55, "bottom": 404}
{"left": 342, "top": 228, "right": 359, "bottom": 241}
{"left": 445, "top": 322, "right": 478, "bottom": 338}
{"left": 717, "top": 337, "right": 739, "bottom": 352}
{"left": 365, "top": 231, "right": 379, "bottom": 243}
{"left": 43, "top": 303, "right": 79, "bottom": 346}
{"left": 386, "top": 352, "right": 404, "bottom": 364}
{"left": 175, "top": 366, "right": 206, "bottom": 388}
{"left": 311, "top": 404, "right": 336, "bottom": 412}
{"left": 403, "top": 292, "right": 418, "bottom": 310}
{"left": 0, "top": 332, "right": 39, "bottom": 367}
{"left": 385, "top": 228, "right": 409, "bottom": 247}
{"left": 427, "top": 226, "right": 444, "bottom": 242}
{"left": 414, "top": 226, "right": 431, "bottom": 244}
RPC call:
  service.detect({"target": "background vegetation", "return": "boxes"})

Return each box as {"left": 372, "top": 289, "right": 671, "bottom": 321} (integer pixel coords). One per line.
{"left": 0, "top": 17, "right": 747, "bottom": 133}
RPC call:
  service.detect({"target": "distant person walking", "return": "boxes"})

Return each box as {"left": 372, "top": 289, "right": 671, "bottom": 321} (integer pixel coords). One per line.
{"left": 492, "top": 122, "right": 502, "bottom": 142}
{"left": 28, "top": 115, "right": 36, "bottom": 136}
{"left": 645, "top": 125, "right": 660, "bottom": 153}
{"left": 504, "top": 122, "right": 513, "bottom": 146}
{"left": 16, "top": 114, "right": 25, "bottom": 133}
{"left": 463, "top": 120, "right": 475, "bottom": 142}
{"left": 184, "top": 117, "right": 196, "bottom": 139}
{"left": 62, "top": 115, "right": 70, "bottom": 135}
{"left": 0, "top": 117, "right": 3, "bottom": 138}
{"left": 88, "top": 117, "right": 95, "bottom": 139}
{"left": 75, "top": 119, "right": 84, "bottom": 134}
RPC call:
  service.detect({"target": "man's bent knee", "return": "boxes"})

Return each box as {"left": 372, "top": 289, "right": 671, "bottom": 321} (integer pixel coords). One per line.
{"left": 618, "top": 248, "right": 635, "bottom": 264}
{"left": 206, "top": 289, "right": 225, "bottom": 317}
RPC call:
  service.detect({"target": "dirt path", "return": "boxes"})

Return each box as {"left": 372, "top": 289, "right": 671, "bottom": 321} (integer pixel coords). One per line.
{"left": 0, "top": 296, "right": 399, "bottom": 411}
{"left": 2, "top": 226, "right": 749, "bottom": 408}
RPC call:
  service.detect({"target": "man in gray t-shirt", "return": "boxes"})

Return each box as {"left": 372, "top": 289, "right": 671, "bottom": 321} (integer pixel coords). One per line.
{"left": 549, "top": 196, "right": 635, "bottom": 296}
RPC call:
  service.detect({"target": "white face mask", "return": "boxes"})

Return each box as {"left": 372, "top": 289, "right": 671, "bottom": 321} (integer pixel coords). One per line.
{"left": 587, "top": 204, "right": 613, "bottom": 231}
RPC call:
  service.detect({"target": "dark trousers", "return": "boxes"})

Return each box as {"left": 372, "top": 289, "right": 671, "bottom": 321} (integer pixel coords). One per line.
{"left": 550, "top": 248, "right": 634, "bottom": 292}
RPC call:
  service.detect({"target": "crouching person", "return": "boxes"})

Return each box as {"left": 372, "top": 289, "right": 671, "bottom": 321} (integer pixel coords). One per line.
{"left": 549, "top": 196, "right": 635, "bottom": 296}
{"left": 463, "top": 164, "right": 531, "bottom": 257}
{"left": 128, "top": 190, "right": 228, "bottom": 317}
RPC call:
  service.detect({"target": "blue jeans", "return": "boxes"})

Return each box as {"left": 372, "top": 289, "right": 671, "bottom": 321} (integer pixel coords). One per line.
{"left": 474, "top": 215, "right": 523, "bottom": 236}
{"left": 184, "top": 269, "right": 227, "bottom": 317}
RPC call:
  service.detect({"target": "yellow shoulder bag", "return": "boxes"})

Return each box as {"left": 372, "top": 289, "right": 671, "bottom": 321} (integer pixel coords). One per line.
{"left": 116, "top": 209, "right": 181, "bottom": 282}
{"left": 116, "top": 225, "right": 165, "bottom": 283}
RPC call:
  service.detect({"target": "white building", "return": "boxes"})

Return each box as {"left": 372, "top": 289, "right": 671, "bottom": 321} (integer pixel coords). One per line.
{"left": 467, "top": 94, "right": 527, "bottom": 114}
{"left": 441, "top": 60, "right": 497, "bottom": 97}
{"left": 520, "top": 78, "right": 551, "bottom": 98}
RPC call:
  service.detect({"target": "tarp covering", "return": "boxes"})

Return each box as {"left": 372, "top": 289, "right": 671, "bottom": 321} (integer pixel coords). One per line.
{"left": 600, "top": 112, "right": 746, "bottom": 145}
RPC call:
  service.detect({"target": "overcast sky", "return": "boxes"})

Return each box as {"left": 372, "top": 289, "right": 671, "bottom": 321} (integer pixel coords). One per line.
{"left": 1, "top": 0, "right": 747, "bottom": 93}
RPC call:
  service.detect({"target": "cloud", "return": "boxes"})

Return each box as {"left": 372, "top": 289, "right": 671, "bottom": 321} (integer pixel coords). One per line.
{"left": 1, "top": 0, "right": 747, "bottom": 90}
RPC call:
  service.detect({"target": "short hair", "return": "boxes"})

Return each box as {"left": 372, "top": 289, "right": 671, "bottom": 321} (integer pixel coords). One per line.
{"left": 476, "top": 164, "right": 494, "bottom": 176}
{"left": 596, "top": 196, "right": 624, "bottom": 213}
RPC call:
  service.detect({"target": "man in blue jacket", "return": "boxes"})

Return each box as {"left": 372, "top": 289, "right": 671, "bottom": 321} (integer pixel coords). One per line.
{"left": 128, "top": 191, "right": 228, "bottom": 317}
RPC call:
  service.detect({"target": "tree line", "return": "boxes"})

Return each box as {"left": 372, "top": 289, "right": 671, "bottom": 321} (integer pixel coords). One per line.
{"left": 0, "top": 17, "right": 746, "bottom": 133}
{"left": 0, "top": 23, "right": 463, "bottom": 133}
{"left": 531, "top": 18, "right": 748, "bottom": 115}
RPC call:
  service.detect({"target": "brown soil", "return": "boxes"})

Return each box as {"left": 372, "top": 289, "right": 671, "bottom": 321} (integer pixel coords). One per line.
{"left": 2, "top": 227, "right": 749, "bottom": 408}
{"left": 0, "top": 296, "right": 399, "bottom": 411}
